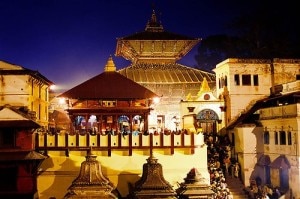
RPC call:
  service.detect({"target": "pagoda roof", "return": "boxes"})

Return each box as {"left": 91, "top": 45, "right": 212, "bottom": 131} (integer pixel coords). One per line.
{"left": 120, "top": 30, "right": 197, "bottom": 41}
{"left": 118, "top": 63, "right": 216, "bottom": 85}
{"left": 0, "top": 60, "right": 53, "bottom": 86}
{"left": 115, "top": 10, "right": 201, "bottom": 63}
{"left": 0, "top": 150, "right": 47, "bottom": 161}
{"left": 0, "top": 105, "right": 40, "bottom": 128}
{"left": 121, "top": 9, "right": 197, "bottom": 41}
{"left": 59, "top": 57, "right": 159, "bottom": 100}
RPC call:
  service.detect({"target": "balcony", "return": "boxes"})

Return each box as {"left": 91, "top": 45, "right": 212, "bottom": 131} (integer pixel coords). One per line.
{"left": 35, "top": 132, "right": 204, "bottom": 156}
{"left": 259, "top": 104, "right": 299, "bottom": 119}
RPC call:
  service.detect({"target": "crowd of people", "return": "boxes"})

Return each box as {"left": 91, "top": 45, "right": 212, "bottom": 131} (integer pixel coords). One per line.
{"left": 204, "top": 132, "right": 283, "bottom": 199}
{"left": 205, "top": 132, "right": 236, "bottom": 199}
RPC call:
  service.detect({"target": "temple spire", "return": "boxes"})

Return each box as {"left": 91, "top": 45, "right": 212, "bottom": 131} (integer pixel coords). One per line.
{"left": 197, "top": 77, "right": 211, "bottom": 96}
{"left": 145, "top": 9, "right": 164, "bottom": 32}
{"left": 104, "top": 55, "right": 116, "bottom": 72}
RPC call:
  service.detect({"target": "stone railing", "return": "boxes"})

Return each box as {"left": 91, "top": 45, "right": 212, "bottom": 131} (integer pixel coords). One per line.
{"left": 35, "top": 132, "right": 205, "bottom": 156}
{"left": 259, "top": 104, "right": 298, "bottom": 119}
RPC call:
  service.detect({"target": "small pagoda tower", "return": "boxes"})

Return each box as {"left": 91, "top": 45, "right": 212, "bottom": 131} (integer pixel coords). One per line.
{"left": 176, "top": 167, "right": 214, "bottom": 199}
{"left": 64, "top": 149, "right": 118, "bottom": 199}
{"left": 128, "top": 153, "right": 177, "bottom": 198}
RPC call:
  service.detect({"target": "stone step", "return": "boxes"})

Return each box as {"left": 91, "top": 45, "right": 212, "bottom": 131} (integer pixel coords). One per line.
{"left": 225, "top": 174, "right": 249, "bottom": 199}
{"left": 232, "top": 195, "right": 248, "bottom": 198}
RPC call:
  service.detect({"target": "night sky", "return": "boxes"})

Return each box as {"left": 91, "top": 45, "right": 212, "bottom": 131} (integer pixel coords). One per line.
{"left": 0, "top": 0, "right": 289, "bottom": 91}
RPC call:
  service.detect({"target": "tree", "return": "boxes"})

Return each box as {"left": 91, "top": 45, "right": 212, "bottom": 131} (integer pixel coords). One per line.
{"left": 195, "top": 1, "right": 300, "bottom": 71}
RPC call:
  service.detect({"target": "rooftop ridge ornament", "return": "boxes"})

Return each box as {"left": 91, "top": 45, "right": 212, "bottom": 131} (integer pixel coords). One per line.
{"left": 104, "top": 55, "right": 116, "bottom": 72}
{"left": 145, "top": 9, "right": 164, "bottom": 32}
{"left": 198, "top": 77, "right": 211, "bottom": 95}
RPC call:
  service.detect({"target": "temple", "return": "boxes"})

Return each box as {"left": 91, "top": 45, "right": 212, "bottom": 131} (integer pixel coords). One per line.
{"left": 116, "top": 10, "right": 216, "bottom": 133}
{"left": 1, "top": 6, "right": 300, "bottom": 199}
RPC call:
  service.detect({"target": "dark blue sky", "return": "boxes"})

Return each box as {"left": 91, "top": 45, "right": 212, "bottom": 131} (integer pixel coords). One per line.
{"left": 0, "top": 0, "right": 263, "bottom": 91}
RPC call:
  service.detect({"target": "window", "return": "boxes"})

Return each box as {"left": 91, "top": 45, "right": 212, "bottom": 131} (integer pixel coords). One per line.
{"left": 39, "top": 85, "right": 41, "bottom": 98}
{"left": 253, "top": 75, "right": 259, "bottom": 86}
{"left": 234, "top": 74, "right": 240, "bottom": 85}
{"left": 102, "top": 100, "right": 116, "bottom": 107}
{"left": 45, "top": 87, "right": 48, "bottom": 101}
{"left": 31, "top": 80, "right": 34, "bottom": 95}
{"left": 264, "top": 131, "right": 269, "bottom": 144}
{"left": 132, "top": 115, "right": 144, "bottom": 133}
{"left": 288, "top": 131, "right": 292, "bottom": 145}
{"left": 118, "top": 115, "right": 130, "bottom": 134}
{"left": 242, "top": 74, "right": 251, "bottom": 85}
{"left": 38, "top": 104, "right": 41, "bottom": 120}
{"left": 0, "top": 166, "right": 17, "bottom": 191}
{"left": 221, "top": 77, "right": 225, "bottom": 88}
{"left": 296, "top": 74, "right": 300, "bottom": 80}
{"left": 279, "top": 131, "right": 286, "bottom": 145}
{"left": 274, "top": 131, "right": 278, "bottom": 145}
{"left": 0, "top": 128, "right": 15, "bottom": 147}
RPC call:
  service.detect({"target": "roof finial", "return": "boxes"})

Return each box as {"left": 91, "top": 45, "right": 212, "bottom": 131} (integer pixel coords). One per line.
{"left": 104, "top": 55, "right": 116, "bottom": 72}
{"left": 198, "top": 77, "right": 211, "bottom": 94}
{"left": 145, "top": 9, "right": 164, "bottom": 32}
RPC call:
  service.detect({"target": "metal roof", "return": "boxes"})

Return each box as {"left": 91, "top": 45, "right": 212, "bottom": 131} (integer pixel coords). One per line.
{"left": 59, "top": 71, "right": 159, "bottom": 100}
{"left": 118, "top": 63, "right": 216, "bottom": 84}
{"left": 120, "top": 30, "right": 197, "bottom": 40}
{"left": 0, "top": 151, "right": 47, "bottom": 161}
{"left": 0, "top": 60, "right": 53, "bottom": 85}
{"left": 0, "top": 106, "right": 40, "bottom": 128}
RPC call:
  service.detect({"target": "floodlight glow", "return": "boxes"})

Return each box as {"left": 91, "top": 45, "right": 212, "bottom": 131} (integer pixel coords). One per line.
{"left": 49, "top": 84, "right": 56, "bottom": 90}
{"left": 153, "top": 97, "right": 160, "bottom": 104}
{"left": 59, "top": 97, "right": 66, "bottom": 104}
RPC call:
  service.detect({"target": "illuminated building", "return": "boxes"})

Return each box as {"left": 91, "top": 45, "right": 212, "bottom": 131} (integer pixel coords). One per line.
{"left": 36, "top": 57, "right": 208, "bottom": 198}
{"left": 1, "top": 7, "right": 300, "bottom": 199}
{"left": 0, "top": 60, "right": 53, "bottom": 129}
{"left": 116, "top": 10, "right": 216, "bottom": 133}
{"left": 0, "top": 61, "right": 52, "bottom": 198}
{"left": 214, "top": 58, "right": 300, "bottom": 198}
{"left": 35, "top": 11, "right": 215, "bottom": 198}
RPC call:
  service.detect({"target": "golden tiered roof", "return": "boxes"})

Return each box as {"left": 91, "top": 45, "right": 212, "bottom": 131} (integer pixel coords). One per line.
{"left": 116, "top": 9, "right": 215, "bottom": 98}
{"left": 118, "top": 63, "right": 215, "bottom": 84}
{"left": 116, "top": 9, "right": 216, "bottom": 115}
{"left": 115, "top": 10, "right": 201, "bottom": 64}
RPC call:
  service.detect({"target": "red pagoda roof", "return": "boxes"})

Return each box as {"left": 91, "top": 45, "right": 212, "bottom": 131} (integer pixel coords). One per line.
{"left": 0, "top": 105, "right": 40, "bottom": 128}
{"left": 59, "top": 57, "right": 159, "bottom": 100}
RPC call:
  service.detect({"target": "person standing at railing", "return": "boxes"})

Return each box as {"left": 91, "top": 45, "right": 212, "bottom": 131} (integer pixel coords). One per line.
{"left": 223, "top": 155, "right": 231, "bottom": 174}
{"left": 234, "top": 162, "right": 240, "bottom": 178}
